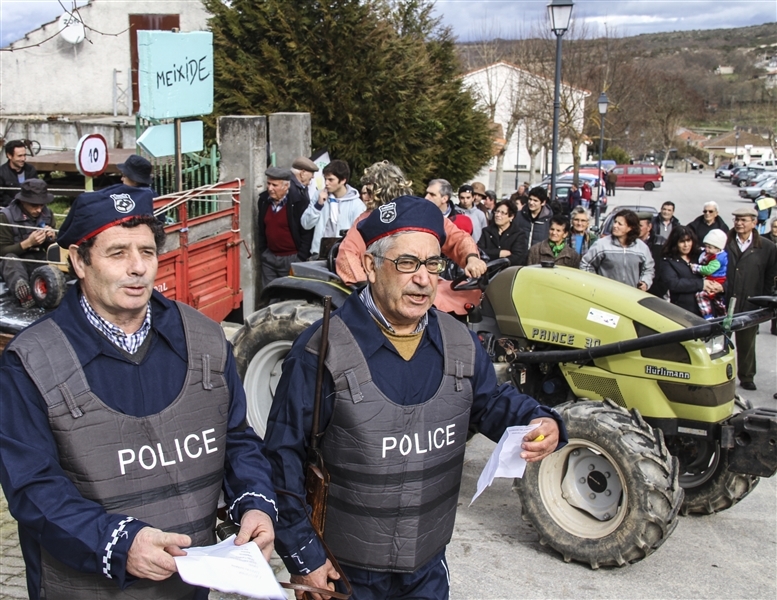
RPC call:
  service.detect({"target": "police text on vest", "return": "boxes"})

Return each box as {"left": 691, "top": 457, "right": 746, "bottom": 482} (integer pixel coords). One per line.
{"left": 117, "top": 429, "right": 218, "bottom": 475}
{"left": 382, "top": 425, "right": 455, "bottom": 458}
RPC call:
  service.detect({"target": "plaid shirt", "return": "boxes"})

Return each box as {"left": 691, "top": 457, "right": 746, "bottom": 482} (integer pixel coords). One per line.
{"left": 270, "top": 196, "right": 288, "bottom": 213}
{"left": 79, "top": 293, "right": 152, "bottom": 354}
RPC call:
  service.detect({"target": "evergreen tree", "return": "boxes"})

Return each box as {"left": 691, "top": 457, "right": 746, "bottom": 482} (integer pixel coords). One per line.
{"left": 205, "top": 0, "right": 492, "bottom": 189}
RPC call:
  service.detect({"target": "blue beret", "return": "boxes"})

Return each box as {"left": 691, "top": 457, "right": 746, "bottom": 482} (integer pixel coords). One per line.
{"left": 357, "top": 195, "right": 446, "bottom": 247}
{"left": 57, "top": 183, "right": 156, "bottom": 248}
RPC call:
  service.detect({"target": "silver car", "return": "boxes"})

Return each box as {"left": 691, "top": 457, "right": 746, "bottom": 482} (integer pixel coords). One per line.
{"left": 739, "top": 176, "right": 777, "bottom": 200}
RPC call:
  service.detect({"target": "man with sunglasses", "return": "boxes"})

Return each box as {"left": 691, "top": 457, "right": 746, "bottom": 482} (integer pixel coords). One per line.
{"left": 688, "top": 201, "right": 729, "bottom": 243}
{"left": 265, "top": 195, "right": 565, "bottom": 600}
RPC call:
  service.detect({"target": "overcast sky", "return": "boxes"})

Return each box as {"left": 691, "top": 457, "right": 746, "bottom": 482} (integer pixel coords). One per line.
{"left": 1, "top": 0, "right": 774, "bottom": 48}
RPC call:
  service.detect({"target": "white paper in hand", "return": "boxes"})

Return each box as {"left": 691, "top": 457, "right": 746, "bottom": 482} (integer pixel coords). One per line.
{"left": 470, "top": 424, "right": 539, "bottom": 506}
{"left": 174, "top": 534, "right": 286, "bottom": 599}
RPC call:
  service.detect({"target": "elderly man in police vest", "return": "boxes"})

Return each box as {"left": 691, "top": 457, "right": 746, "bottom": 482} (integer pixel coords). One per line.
{"left": 264, "top": 196, "right": 566, "bottom": 600}
{"left": 0, "top": 185, "right": 277, "bottom": 599}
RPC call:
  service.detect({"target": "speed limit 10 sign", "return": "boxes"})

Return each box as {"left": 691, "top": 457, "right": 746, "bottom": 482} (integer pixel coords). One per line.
{"left": 75, "top": 133, "right": 109, "bottom": 177}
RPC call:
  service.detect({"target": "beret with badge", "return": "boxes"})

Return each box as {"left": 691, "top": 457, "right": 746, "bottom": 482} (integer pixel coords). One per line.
{"left": 57, "top": 183, "right": 156, "bottom": 248}
{"left": 357, "top": 195, "right": 446, "bottom": 247}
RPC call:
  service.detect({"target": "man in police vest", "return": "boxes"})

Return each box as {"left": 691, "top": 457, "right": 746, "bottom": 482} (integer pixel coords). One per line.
{"left": 0, "top": 185, "right": 277, "bottom": 599}
{"left": 265, "top": 195, "right": 566, "bottom": 599}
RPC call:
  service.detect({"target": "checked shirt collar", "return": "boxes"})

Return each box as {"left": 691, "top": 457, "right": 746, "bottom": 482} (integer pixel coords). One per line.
{"left": 79, "top": 293, "right": 152, "bottom": 354}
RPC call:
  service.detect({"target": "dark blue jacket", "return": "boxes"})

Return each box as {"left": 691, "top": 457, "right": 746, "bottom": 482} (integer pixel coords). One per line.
{"left": 0, "top": 286, "right": 276, "bottom": 599}
{"left": 263, "top": 290, "right": 567, "bottom": 577}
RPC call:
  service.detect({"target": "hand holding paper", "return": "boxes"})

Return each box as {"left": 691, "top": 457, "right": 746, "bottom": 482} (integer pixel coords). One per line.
{"left": 174, "top": 535, "right": 286, "bottom": 599}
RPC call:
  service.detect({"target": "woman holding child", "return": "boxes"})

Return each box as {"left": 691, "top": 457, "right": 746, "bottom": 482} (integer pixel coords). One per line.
{"left": 658, "top": 226, "right": 724, "bottom": 317}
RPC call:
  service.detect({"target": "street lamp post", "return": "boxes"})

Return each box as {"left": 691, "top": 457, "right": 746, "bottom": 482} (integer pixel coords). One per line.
{"left": 548, "top": 0, "right": 573, "bottom": 207}
{"left": 594, "top": 92, "right": 608, "bottom": 230}
{"left": 735, "top": 130, "right": 740, "bottom": 164}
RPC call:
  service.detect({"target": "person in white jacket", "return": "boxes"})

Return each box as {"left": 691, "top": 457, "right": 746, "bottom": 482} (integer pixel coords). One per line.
{"left": 301, "top": 159, "right": 366, "bottom": 257}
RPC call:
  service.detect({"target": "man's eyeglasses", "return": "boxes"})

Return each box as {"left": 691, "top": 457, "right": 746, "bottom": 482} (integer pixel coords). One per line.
{"left": 702, "top": 210, "right": 716, "bottom": 214}
{"left": 373, "top": 254, "right": 448, "bottom": 274}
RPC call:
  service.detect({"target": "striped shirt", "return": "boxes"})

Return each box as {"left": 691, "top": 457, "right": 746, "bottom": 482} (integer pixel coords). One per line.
{"left": 79, "top": 293, "right": 152, "bottom": 354}
{"left": 359, "top": 285, "right": 428, "bottom": 334}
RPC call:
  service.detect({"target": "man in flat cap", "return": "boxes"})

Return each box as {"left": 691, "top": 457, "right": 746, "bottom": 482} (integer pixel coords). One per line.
{"left": 0, "top": 184, "right": 277, "bottom": 599}
{"left": 257, "top": 166, "right": 313, "bottom": 286}
{"left": 264, "top": 195, "right": 566, "bottom": 600}
{"left": 291, "top": 155, "right": 320, "bottom": 205}
{"left": 0, "top": 179, "right": 56, "bottom": 307}
{"left": 724, "top": 205, "right": 777, "bottom": 391}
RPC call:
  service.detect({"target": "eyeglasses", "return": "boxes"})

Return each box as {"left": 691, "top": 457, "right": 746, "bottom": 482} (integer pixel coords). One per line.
{"left": 373, "top": 254, "right": 448, "bottom": 274}
{"left": 494, "top": 210, "right": 510, "bottom": 216}
{"left": 702, "top": 210, "right": 716, "bottom": 214}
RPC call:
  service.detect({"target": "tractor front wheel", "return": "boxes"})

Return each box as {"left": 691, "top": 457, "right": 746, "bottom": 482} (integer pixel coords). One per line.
{"left": 232, "top": 300, "right": 324, "bottom": 437}
{"left": 514, "top": 399, "right": 683, "bottom": 568}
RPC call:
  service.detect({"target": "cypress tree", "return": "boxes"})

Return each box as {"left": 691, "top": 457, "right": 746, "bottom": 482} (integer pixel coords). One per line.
{"left": 205, "top": 0, "right": 492, "bottom": 189}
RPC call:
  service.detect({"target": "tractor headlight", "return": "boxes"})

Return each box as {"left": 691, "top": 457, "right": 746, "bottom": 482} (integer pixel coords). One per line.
{"left": 705, "top": 335, "right": 726, "bottom": 356}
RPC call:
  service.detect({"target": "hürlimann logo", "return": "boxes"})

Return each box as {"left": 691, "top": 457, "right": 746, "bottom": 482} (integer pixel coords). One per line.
{"left": 645, "top": 365, "right": 691, "bottom": 379}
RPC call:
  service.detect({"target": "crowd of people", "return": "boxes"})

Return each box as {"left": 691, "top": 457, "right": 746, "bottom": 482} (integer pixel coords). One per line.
{"left": 255, "top": 156, "right": 776, "bottom": 396}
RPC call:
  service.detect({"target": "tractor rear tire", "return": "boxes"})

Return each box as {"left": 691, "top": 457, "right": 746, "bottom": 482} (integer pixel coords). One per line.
{"left": 679, "top": 397, "right": 759, "bottom": 515}
{"left": 232, "top": 300, "right": 324, "bottom": 437}
{"left": 30, "top": 266, "right": 68, "bottom": 309}
{"left": 514, "top": 399, "right": 683, "bottom": 568}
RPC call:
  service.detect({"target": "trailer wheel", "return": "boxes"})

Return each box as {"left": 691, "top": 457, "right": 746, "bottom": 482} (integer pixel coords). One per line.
{"left": 233, "top": 300, "right": 324, "bottom": 437}
{"left": 514, "top": 399, "right": 683, "bottom": 568}
{"left": 30, "top": 266, "right": 68, "bottom": 309}
{"left": 677, "top": 396, "right": 759, "bottom": 515}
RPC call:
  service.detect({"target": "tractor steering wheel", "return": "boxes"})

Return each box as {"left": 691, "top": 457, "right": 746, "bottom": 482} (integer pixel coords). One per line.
{"left": 451, "top": 257, "right": 511, "bottom": 291}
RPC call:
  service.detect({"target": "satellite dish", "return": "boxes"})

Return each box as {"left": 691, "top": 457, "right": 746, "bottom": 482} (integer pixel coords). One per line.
{"left": 59, "top": 12, "right": 85, "bottom": 45}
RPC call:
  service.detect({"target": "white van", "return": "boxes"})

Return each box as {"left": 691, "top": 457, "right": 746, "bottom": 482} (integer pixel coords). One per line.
{"left": 751, "top": 159, "right": 777, "bottom": 171}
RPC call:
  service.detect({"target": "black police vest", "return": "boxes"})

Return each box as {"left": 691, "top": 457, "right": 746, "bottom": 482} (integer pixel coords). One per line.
{"left": 307, "top": 312, "right": 475, "bottom": 573}
{"left": 7, "top": 303, "right": 229, "bottom": 599}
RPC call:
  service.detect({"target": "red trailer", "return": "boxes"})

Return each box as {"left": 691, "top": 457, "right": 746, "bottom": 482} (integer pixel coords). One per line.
{"left": 0, "top": 180, "right": 246, "bottom": 351}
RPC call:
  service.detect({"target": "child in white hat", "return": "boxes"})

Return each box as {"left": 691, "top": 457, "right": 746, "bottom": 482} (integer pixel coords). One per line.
{"left": 692, "top": 228, "right": 728, "bottom": 319}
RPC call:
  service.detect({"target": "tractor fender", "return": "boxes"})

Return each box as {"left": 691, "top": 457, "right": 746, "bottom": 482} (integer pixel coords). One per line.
{"left": 258, "top": 276, "right": 353, "bottom": 310}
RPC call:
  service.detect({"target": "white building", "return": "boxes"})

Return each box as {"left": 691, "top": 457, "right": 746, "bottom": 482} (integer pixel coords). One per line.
{"left": 462, "top": 62, "right": 589, "bottom": 192}
{"left": 703, "top": 131, "right": 775, "bottom": 166}
{"left": 1, "top": 0, "right": 209, "bottom": 116}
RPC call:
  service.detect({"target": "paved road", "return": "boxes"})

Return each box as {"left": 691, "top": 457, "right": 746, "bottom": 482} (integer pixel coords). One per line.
{"left": 2, "top": 171, "right": 775, "bottom": 599}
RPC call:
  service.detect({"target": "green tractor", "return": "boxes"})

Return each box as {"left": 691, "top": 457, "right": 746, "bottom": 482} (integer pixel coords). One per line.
{"left": 232, "top": 259, "right": 777, "bottom": 568}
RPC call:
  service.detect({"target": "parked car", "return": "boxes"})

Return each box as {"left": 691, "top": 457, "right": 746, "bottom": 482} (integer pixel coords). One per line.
{"left": 607, "top": 164, "right": 662, "bottom": 190}
{"left": 731, "top": 167, "right": 765, "bottom": 187}
{"left": 599, "top": 205, "right": 659, "bottom": 236}
{"left": 714, "top": 163, "right": 735, "bottom": 179}
{"left": 537, "top": 173, "right": 607, "bottom": 215}
{"left": 739, "top": 177, "right": 777, "bottom": 200}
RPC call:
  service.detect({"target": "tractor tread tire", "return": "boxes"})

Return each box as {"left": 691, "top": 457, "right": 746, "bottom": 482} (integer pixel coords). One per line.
{"left": 30, "top": 265, "right": 68, "bottom": 309}
{"left": 515, "top": 399, "right": 683, "bottom": 569}
{"left": 232, "top": 300, "right": 324, "bottom": 436}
